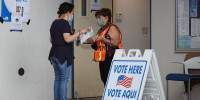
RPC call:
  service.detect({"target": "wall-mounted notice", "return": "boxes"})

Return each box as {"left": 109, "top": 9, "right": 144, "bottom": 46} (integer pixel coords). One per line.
{"left": 1, "top": 0, "right": 30, "bottom": 22}
{"left": 177, "top": 36, "right": 191, "bottom": 48}
{"left": 190, "top": 0, "right": 198, "bottom": 17}
{"left": 191, "top": 37, "right": 200, "bottom": 48}
{"left": 177, "top": 0, "right": 189, "bottom": 36}
{"left": 10, "top": 12, "right": 23, "bottom": 32}
{"left": 16, "top": 0, "right": 30, "bottom": 22}
{"left": 191, "top": 18, "right": 200, "bottom": 36}
{"left": 91, "top": 0, "right": 101, "bottom": 11}
{"left": 176, "top": 0, "right": 200, "bottom": 52}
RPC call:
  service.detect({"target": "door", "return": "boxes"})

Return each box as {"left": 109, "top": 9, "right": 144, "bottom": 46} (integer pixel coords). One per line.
{"left": 74, "top": 0, "right": 113, "bottom": 98}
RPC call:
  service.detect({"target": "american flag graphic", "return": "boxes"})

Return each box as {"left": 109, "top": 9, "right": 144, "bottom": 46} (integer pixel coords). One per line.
{"left": 116, "top": 75, "right": 133, "bottom": 88}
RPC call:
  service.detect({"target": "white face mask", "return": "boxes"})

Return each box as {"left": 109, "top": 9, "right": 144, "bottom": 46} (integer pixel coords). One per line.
{"left": 97, "top": 18, "right": 105, "bottom": 26}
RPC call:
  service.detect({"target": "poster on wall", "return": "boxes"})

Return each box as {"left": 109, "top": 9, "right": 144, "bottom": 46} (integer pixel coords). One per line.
{"left": 176, "top": 0, "right": 200, "bottom": 52}
{"left": 1, "top": 0, "right": 30, "bottom": 22}
{"left": 91, "top": 0, "right": 101, "bottom": 11}
{"left": 190, "top": 0, "right": 198, "bottom": 17}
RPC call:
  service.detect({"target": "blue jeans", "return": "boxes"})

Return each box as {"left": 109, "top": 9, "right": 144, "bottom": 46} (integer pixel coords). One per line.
{"left": 50, "top": 57, "right": 72, "bottom": 100}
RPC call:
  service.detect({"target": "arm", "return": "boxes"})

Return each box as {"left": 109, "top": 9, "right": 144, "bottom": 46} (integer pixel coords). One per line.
{"left": 106, "top": 26, "right": 120, "bottom": 46}
{"left": 63, "top": 28, "right": 89, "bottom": 43}
{"left": 63, "top": 31, "right": 81, "bottom": 43}
{"left": 50, "top": 34, "right": 52, "bottom": 43}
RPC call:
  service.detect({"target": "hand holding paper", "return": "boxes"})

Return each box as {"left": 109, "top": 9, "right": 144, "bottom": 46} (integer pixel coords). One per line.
{"left": 80, "top": 26, "right": 94, "bottom": 44}
{"left": 81, "top": 27, "right": 90, "bottom": 34}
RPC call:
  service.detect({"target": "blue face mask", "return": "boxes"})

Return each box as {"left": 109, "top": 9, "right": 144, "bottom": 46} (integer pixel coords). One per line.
{"left": 68, "top": 15, "right": 74, "bottom": 23}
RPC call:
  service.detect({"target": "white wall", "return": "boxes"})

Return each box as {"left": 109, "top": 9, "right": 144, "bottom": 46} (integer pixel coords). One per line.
{"left": 116, "top": 0, "right": 150, "bottom": 53}
{"left": 0, "top": 0, "right": 72, "bottom": 100}
{"left": 152, "top": 0, "right": 200, "bottom": 100}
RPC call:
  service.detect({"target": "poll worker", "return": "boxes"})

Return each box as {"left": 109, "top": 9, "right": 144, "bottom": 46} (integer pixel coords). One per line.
{"left": 87, "top": 8, "right": 122, "bottom": 86}
{"left": 48, "top": 2, "right": 89, "bottom": 100}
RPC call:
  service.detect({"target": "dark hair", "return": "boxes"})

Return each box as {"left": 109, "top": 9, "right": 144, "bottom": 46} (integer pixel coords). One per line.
{"left": 95, "top": 8, "right": 111, "bottom": 22}
{"left": 57, "top": 2, "right": 74, "bottom": 16}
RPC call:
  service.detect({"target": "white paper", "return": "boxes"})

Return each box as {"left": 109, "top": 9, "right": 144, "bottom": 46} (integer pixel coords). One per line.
{"left": 91, "top": 0, "right": 101, "bottom": 11}
{"left": 80, "top": 26, "right": 94, "bottom": 44}
{"left": 10, "top": 12, "right": 23, "bottom": 31}
{"left": 22, "top": 13, "right": 30, "bottom": 22}
{"left": 16, "top": 0, "right": 30, "bottom": 22}
{"left": 191, "top": 37, "right": 200, "bottom": 48}
{"left": 177, "top": 0, "right": 190, "bottom": 35}
{"left": 22, "top": 0, "right": 30, "bottom": 13}
{"left": 191, "top": 18, "right": 200, "bottom": 36}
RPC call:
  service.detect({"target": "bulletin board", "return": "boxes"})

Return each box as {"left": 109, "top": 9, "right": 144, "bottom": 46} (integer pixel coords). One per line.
{"left": 176, "top": 0, "right": 200, "bottom": 52}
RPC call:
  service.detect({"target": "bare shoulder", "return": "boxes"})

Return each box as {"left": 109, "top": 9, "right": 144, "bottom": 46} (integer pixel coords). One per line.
{"left": 108, "top": 25, "right": 119, "bottom": 35}
{"left": 110, "top": 25, "right": 118, "bottom": 31}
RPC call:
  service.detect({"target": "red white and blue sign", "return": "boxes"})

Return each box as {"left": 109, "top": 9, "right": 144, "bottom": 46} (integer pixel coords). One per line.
{"left": 103, "top": 60, "right": 148, "bottom": 100}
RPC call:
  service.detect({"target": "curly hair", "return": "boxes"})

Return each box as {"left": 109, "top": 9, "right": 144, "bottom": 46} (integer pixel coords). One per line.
{"left": 57, "top": 2, "right": 74, "bottom": 17}
{"left": 95, "top": 8, "right": 111, "bottom": 22}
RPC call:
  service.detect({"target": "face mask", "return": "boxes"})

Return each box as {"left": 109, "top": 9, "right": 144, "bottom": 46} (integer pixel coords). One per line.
{"left": 68, "top": 14, "right": 74, "bottom": 23}
{"left": 97, "top": 18, "right": 105, "bottom": 26}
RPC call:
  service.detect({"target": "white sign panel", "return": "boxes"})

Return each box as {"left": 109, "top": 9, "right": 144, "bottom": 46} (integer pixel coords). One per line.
{"left": 103, "top": 60, "right": 148, "bottom": 100}
{"left": 103, "top": 49, "right": 166, "bottom": 100}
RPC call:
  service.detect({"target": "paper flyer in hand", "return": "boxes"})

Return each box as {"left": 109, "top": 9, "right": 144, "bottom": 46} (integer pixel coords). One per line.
{"left": 80, "top": 26, "right": 94, "bottom": 44}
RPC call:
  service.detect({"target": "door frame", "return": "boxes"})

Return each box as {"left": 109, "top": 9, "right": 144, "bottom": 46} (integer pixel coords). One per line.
{"left": 150, "top": 0, "right": 152, "bottom": 49}
{"left": 72, "top": 0, "right": 74, "bottom": 98}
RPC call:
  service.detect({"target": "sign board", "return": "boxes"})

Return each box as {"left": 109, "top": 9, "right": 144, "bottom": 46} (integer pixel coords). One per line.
{"left": 103, "top": 49, "right": 166, "bottom": 100}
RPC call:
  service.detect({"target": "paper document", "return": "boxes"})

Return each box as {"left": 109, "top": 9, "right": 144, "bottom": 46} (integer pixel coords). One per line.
{"left": 16, "top": 0, "right": 30, "bottom": 22}
{"left": 177, "top": 36, "right": 191, "bottom": 48}
{"left": 191, "top": 37, "right": 200, "bottom": 48}
{"left": 91, "top": 0, "right": 101, "bottom": 11}
{"left": 191, "top": 18, "right": 200, "bottom": 36}
{"left": 10, "top": 12, "right": 23, "bottom": 32}
{"left": 80, "top": 26, "right": 94, "bottom": 44}
{"left": 177, "top": 0, "right": 190, "bottom": 35}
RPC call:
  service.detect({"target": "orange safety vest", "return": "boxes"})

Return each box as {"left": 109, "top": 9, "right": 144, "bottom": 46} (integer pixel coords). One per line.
{"left": 93, "top": 24, "right": 122, "bottom": 62}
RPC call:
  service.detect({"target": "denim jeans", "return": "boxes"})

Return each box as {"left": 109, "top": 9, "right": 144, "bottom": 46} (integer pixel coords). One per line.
{"left": 50, "top": 56, "right": 72, "bottom": 100}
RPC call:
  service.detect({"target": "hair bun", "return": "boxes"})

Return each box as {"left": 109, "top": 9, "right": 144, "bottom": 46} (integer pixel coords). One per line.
{"left": 57, "top": 10, "right": 61, "bottom": 15}
{"left": 57, "top": 2, "right": 74, "bottom": 16}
